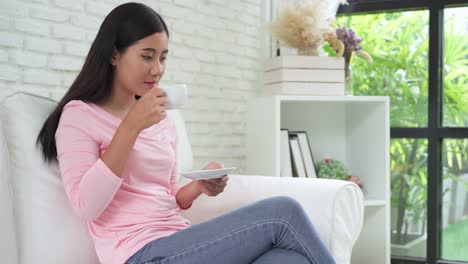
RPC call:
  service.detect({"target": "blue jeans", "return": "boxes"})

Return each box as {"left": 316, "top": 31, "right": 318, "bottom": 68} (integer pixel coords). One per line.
{"left": 125, "top": 196, "right": 335, "bottom": 264}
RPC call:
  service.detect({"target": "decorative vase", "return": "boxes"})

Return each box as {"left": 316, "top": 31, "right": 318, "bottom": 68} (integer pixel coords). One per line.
{"left": 344, "top": 62, "right": 353, "bottom": 96}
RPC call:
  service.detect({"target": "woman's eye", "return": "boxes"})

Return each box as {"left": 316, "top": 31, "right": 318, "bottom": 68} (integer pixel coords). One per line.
{"left": 160, "top": 57, "right": 167, "bottom": 63}
{"left": 142, "top": 55, "right": 153, "bottom": 61}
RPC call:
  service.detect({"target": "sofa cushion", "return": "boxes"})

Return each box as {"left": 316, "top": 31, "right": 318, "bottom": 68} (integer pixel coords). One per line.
{"left": 169, "top": 110, "right": 193, "bottom": 173}
{"left": 0, "top": 110, "right": 18, "bottom": 264}
{"left": 1, "top": 92, "right": 193, "bottom": 264}
{"left": 1, "top": 93, "right": 99, "bottom": 264}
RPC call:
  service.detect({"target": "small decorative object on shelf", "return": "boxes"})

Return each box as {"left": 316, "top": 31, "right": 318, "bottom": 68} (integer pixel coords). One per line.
{"left": 316, "top": 157, "right": 348, "bottom": 180}
{"left": 268, "top": 0, "right": 348, "bottom": 56}
{"left": 316, "top": 157, "right": 364, "bottom": 190}
{"left": 348, "top": 175, "right": 364, "bottom": 190}
{"left": 325, "top": 27, "right": 373, "bottom": 96}
{"left": 263, "top": 56, "right": 345, "bottom": 96}
{"left": 263, "top": 1, "right": 348, "bottom": 96}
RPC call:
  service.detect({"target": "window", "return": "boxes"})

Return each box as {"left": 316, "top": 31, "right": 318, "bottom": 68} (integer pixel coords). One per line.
{"left": 338, "top": 11, "right": 429, "bottom": 128}
{"left": 443, "top": 7, "right": 468, "bottom": 128}
{"left": 338, "top": 1, "right": 468, "bottom": 263}
{"left": 442, "top": 139, "right": 468, "bottom": 262}
{"left": 390, "top": 138, "right": 428, "bottom": 259}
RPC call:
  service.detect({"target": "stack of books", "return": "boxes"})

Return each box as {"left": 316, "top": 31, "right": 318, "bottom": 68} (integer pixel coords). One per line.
{"left": 264, "top": 56, "right": 345, "bottom": 96}
{"left": 280, "top": 129, "right": 317, "bottom": 178}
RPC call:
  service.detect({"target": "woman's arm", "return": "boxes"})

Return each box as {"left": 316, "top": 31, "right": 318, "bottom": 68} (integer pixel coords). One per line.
{"left": 56, "top": 104, "right": 152, "bottom": 220}
{"left": 56, "top": 111, "right": 130, "bottom": 221}
{"left": 175, "top": 182, "right": 203, "bottom": 209}
{"left": 100, "top": 120, "right": 139, "bottom": 178}
{"left": 174, "top": 162, "right": 229, "bottom": 209}
{"left": 168, "top": 119, "right": 201, "bottom": 209}
{"left": 102, "top": 88, "right": 168, "bottom": 177}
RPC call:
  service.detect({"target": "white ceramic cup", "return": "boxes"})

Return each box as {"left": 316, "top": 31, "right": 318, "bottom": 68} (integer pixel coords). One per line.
{"left": 162, "top": 84, "right": 188, "bottom": 109}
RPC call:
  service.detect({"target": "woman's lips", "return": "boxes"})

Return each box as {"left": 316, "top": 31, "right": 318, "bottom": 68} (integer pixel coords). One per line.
{"left": 144, "top": 82, "right": 155, "bottom": 88}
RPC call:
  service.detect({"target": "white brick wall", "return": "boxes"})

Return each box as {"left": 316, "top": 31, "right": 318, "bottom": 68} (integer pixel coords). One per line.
{"left": 0, "top": 0, "right": 267, "bottom": 172}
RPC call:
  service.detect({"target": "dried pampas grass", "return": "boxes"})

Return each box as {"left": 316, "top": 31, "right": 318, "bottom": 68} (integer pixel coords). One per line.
{"left": 269, "top": 0, "right": 348, "bottom": 55}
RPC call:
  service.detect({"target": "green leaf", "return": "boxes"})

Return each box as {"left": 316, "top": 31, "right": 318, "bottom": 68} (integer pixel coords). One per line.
{"left": 322, "top": 44, "right": 337, "bottom": 57}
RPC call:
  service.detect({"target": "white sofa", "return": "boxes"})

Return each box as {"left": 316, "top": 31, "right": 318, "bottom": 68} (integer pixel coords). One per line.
{"left": 0, "top": 92, "right": 364, "bottom": 264}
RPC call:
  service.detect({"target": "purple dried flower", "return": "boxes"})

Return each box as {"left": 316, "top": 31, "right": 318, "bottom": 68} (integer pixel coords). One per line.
{"left": 335, "top": 27, "right": 365, "bottom": 63}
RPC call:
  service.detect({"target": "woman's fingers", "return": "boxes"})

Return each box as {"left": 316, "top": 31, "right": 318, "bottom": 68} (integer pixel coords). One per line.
{"left": 204, "top": 180, "right": 225, "bottom": 190}
{"left": 200, "top": 180, "right": 225, "bottom": 195}
{"left": 203, "top": 161, "right": 224, "bottom": 170}
{"left": 201, "top": 185, "right": 218, "bottom": 196}
{"left": 149, "top": 97, "right": 167, "bottom": 119}
{"left": 197, "top": 174, "right": 229, "bottom": 196}
{"left": 152, "top": 97, "right": 167, "bottom": 108}
{"left": 150, "top": 87, "right": 165, "bottom": 97}
{"left": 159, "top": 97, "right": 168, "bottom": 107}
{"left": 206, "top": 176, "right": 228, "bottom": 186}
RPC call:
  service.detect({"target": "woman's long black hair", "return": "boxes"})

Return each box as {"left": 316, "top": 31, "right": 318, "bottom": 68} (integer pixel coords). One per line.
{"left": 36, "top": 2, "right": 169, "bottom": 162}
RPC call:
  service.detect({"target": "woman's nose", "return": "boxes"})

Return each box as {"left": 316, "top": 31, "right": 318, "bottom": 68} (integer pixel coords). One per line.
{"left": 151, "top": 61, "right": 163, "bottom": 76}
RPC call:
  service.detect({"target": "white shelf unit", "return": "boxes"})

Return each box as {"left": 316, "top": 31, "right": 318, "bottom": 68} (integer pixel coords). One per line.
{"left": 246, "top": 95, "right": 390, "bottom": 264}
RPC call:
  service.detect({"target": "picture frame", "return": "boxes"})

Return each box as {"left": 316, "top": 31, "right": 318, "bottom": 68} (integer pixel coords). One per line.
{"left": 289, "top": 131, "right": 317, "bottom": 178}
{"left": 280, "top": 128, "right": 293, "bottom": 177}
{"left": 289, "top": 134, "right": 307, "bottom": 178}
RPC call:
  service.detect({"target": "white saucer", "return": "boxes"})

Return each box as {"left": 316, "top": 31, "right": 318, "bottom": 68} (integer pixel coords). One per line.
{"left": 180, "top": 167, "right": 236, "bottom": 180}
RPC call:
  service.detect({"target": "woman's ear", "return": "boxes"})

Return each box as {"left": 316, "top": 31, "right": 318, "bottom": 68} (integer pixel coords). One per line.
{"left": 110, "top": 48, "right": 120, "bottom": 66}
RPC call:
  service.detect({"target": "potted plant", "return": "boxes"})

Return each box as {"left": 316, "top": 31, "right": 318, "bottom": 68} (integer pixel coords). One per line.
{"left": 316, "top": 157, "right": 364, "bottom": 189}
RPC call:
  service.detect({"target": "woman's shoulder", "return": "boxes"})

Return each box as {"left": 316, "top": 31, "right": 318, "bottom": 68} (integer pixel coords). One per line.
{"left": 63, "top": 100, "right": 92, "bottom": 111}
{"left": 60, "top": 100, "right": 95, "bottom": 123}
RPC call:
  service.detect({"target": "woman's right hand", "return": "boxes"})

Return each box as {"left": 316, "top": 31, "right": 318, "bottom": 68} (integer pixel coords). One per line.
{"left": 123, "top": 87, "right": 168, "bottom": 132}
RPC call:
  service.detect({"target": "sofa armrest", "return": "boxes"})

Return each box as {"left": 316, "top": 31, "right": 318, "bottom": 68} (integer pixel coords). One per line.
{"left": 180, "top": 175, "right": 364, "bottom": 264}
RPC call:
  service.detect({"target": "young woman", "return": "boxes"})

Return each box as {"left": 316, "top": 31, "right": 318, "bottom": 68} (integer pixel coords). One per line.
{"left": 37, "top": 3, "right": 335, "bottom": 264}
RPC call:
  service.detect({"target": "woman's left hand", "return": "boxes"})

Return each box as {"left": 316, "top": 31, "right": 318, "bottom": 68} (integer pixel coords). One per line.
{"left": 195, "top": 161, "right": 229, "bottom": 197}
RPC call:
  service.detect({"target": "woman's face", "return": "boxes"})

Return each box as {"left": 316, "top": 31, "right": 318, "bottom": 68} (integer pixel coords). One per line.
{"left": 111, "top": 32, "right": 169, "bottom": 97}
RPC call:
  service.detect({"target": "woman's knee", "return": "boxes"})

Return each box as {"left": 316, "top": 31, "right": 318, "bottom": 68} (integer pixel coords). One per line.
{"left": 258, "top": 196, "right": 304, "bottom": 215}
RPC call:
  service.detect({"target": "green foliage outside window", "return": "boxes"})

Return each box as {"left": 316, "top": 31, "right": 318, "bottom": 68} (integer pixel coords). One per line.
{"left": 337, "top": 10, "right": 468, "bottom": 261}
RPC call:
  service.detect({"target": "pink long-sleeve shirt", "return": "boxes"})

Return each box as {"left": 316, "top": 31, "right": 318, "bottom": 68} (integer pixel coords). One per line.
{"left": 55, "top": 100, "right": 191, "bottom": 264}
